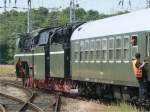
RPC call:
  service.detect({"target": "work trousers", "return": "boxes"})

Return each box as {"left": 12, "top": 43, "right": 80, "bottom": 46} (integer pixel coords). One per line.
{"left": 137, "top": 78, "right": 147, "bottom": 99}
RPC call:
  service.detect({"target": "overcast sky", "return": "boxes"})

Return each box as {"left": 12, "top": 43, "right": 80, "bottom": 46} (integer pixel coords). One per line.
{"left": 0, "top": 0, "right": 146, "bottom": 13}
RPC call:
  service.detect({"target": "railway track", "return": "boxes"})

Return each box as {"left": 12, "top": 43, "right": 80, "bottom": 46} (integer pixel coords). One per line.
{"left": 53, "top": 94, "right": 61, "bottom": 112}
{"left": 0, "top": 81, "right": 44, "bottom": 112}
{"left": 0, "top": 92, "right": 44, "bottom": 112}
{"left": 2, "top": 79, "right": 149, "bottom": 111}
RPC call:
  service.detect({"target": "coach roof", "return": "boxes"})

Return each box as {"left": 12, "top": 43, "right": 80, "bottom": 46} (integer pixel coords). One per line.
{"left": 71, "top": 9, "right": 150, "bottom": 40}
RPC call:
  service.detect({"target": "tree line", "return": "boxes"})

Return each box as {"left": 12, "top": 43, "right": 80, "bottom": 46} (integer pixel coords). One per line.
{"left": 0, "top": 7, "right": 129, "bottom": 64}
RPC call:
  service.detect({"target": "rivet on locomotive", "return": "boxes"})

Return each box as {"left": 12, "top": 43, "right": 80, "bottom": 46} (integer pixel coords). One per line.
{"left": 15, "top": 9, "right": 150, "bottom": 101}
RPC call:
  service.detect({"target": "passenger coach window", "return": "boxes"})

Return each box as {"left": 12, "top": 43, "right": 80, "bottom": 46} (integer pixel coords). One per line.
{"left": 84, "top": 40, "right": 89, "bottom": 61}
{"left": 131, "top": 35, "right": 138, "bottom": 58}
{"left": 96, "top": 39, "right": 101, "bottom": 61}
{"left": 102, "top": 39, "right": 107, "bottom": 61}
{"left": 131, "top": 35, "right": 137, "bottom": 46}
{"left": 108, "top": 38, "right": 114, "bottom": 61}
{"left": 74, "top": 42, "right": 79, "bottom": 61}
{"left": 116, "top": 37, "right": 122, "bottom": 61}
{"left": 123, "top": 36, "right": 130, "bottom": 61}
{"left": 90, "top": 40, "right": 95, "bottom": 61}
{"left": 80, "top": 41, "right": 84, "bottom": 62}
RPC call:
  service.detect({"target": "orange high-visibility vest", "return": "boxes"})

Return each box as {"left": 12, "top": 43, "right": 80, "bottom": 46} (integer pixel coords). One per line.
{"left": 132, "top": 60, "right": 142, "bottom": 78}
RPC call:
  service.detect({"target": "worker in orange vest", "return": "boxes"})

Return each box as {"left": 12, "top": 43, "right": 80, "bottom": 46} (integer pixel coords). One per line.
{"left": 132, "top": 53, "right": 146, "bottom": 100}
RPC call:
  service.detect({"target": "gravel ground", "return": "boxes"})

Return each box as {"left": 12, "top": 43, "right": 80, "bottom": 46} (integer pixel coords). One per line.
{"left": 0, "top": 83, "right": 28, "bottom": 101}
{"left": 33, "top": 91, "right": 54, "bottom": 112}
{"left": 61, "top": 97, "right": 111, "bottom": 112}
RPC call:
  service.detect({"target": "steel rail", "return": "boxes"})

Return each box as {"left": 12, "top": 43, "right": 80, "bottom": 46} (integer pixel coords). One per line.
{"left": 0, "top": 81, "right": 44, "bottom": 112}
{"left": 0, "top": 92, "right": 44, "bottom": 112}
{"left": 54, "top": 94, "right": 61, "bottom": 112}
{"left": 0, "top": 82, "right": 33, "bottom": 97}
{"left": 17, "top": 92, "right": 35, "bottom": 112}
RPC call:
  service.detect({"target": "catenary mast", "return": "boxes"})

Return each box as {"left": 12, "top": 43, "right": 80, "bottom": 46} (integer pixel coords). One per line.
{"left": 70, "top": 0, "right": 76, "bottom": 23}
{"left": 27, "top": 0, "right": 32, "bottom": 33}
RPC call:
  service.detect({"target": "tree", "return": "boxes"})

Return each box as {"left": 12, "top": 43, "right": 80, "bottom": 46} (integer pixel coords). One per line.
{"left": 32, "top": 7, "right": 49, "bottom": 29}
{"left": 86, "top": 10, "right": 99, "bottom": 21}
{"left": 75, "top": 8, "right": 87, "bottom": 22}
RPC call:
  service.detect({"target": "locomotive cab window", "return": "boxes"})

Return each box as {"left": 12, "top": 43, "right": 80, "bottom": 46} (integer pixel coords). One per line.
{"left": 18, "top": 37, "right": 32, "bottom": 52}
{"left": 24, "top": 38, "right": 32, "bottom": 50}
{"left": 38, "top": 32, "right": 49, "bottom": 46}
{"left": 16, "top": 38, "right": 20, "bottom": 48}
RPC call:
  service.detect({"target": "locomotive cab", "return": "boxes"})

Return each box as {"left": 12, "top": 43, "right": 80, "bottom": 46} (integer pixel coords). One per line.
{"left": 14, "top": 33, "right": 32, "bottom": 79}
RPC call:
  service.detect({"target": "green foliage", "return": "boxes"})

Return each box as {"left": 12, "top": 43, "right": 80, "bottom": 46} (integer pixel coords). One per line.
{"left": 86, "top": 10, "right": 99, "bottom": 21}
{"left": 75, "top": 8, "right": 87, "bottom": 21}
{"left": 0, "top": 10, "right": 27, "bottom": 64}
{"left": 32, "top": 7, "right": 49, "bottom": 29}
{"left": 0, "top": 7, "right": 129, "bottom": 64}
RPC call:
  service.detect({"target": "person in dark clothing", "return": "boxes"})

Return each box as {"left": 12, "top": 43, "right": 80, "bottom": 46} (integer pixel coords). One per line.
{"left": 16, "top": 58, "right": 22, "bottom": 78}
{"left": 16, "top": 58, "right": 26, "bottom": 85}
{"left": 132, "top": 53, "right": 147, "bottom": 100}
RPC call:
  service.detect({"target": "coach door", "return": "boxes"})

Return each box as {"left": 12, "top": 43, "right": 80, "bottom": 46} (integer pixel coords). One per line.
{"left": 146, "top": 33, "right": 150, "bottom": 57}
{"left": 131, "top": 35, "right": 138, "bottom": 58}
{"left": 145, "top": 33, "right": 150, "bottom": 80}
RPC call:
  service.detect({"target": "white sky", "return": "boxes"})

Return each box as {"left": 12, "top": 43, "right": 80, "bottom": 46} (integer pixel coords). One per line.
{"left": 0, "top": 0, "right": 147, "bottom": 14}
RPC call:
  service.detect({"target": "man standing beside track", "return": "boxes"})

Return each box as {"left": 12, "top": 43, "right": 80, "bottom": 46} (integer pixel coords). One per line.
{"left": 132, "top": 53, "right": 147, "bottom": 101}
{"left": 16, "top": 58, "right": 25, "bottom": 85}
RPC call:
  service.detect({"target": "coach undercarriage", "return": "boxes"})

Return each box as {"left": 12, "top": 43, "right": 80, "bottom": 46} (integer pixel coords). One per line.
{"left": 23, "top": 76, "right": 148, "bottom": 103}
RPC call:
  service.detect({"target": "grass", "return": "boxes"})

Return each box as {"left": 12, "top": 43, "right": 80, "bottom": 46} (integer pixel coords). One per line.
{"left": 110, "top": 102, "right": 138, "bottom": 112}
{"left": 0, "top": 65, "right": 15, "bottom": 76}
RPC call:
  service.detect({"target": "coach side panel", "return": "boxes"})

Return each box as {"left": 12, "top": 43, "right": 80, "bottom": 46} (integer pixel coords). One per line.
{"left": 50, "top": 44, "right": 64, "bottom": 78}
{"left": 71, "top": 32, "right": 146, "bottom": 87}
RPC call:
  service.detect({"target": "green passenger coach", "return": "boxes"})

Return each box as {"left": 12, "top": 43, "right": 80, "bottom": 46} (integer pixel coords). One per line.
{"left": 71, "top": 32, "right": 149, "bottom": 86}
{"left": 70, "top": 9, "right": 150, "bottom": 88}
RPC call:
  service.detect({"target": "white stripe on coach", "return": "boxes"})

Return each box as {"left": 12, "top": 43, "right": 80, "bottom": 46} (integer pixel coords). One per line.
{"left": 14, "top": 51, "right": 64, "bottom": 57}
